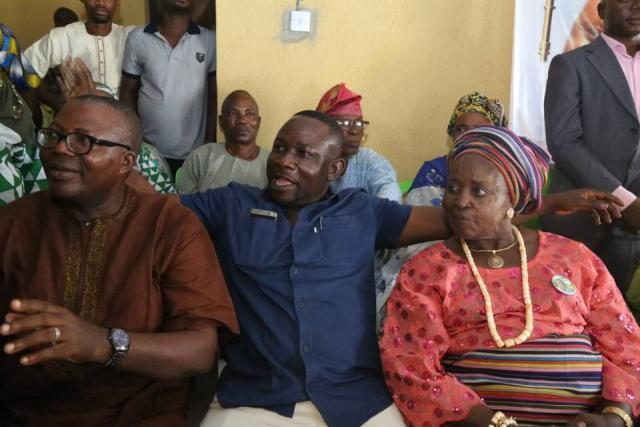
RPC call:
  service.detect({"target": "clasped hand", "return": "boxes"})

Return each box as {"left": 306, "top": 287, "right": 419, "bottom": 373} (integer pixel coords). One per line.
{"left": 621, "top": 198, "right": 640, "bottom": 231}
{"left": 545, "top": 189, "right": 622, "bottom": 225}
{"left": 556, "top": 413, "right": 625, "bottom": 427}
{"left": 1, "top": 299, "right": 111, "bottom": 366}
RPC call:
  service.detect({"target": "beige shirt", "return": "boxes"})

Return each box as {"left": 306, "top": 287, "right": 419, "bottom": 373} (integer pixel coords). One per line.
{"left": 24, "top": 21, "right": 133, "bottom": 94}
{"left": 176, "top": 142, "right": 269, "bottom": 193}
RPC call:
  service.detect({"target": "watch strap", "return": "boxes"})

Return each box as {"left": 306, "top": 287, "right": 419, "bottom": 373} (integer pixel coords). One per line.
{"left": 105, "top": 328, "right": 129, "bottom": 368}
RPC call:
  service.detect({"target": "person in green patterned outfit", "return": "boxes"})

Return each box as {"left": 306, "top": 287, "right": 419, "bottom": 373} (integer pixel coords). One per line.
{"left": 0, "top": 123, "right": 48, "bottom": 206}
{"left": 0, "top": 23, "right": 48, "bottom": 205}
{"left": 0, "top": 124, "right": 27, "bottom": 205}
{"left": 135, "top": 141, "right": 176, "bottom": 194}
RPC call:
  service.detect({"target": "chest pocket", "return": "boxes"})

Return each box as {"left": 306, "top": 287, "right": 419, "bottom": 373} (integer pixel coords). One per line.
{"left": 231, "top": 214, "right": 292, "bottom": 270}
{"left": 319, "top": 215, "right": 370, "bottom": 264}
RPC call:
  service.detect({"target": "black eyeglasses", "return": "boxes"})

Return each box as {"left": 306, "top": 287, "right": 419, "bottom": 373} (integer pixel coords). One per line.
{"left": 335, "top": 119, "right": 370, "bottom": 131}
{"left": 37, "top": 128, "right": 132, "bottom": 155}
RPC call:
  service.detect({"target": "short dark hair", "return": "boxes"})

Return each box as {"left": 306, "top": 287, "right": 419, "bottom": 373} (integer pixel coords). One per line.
{"left": 293, "top": 110, "right": 344, "bottom": 150}
{"left": 66, "top": 95, "right": 143, "bottom": 154}
{"left": 53, "top": 7, "right": 79, "bottom": 27}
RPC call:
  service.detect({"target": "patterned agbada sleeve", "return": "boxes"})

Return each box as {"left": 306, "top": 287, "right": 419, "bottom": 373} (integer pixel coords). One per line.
{"left": 379, "top": 259, "right": 486, "bottom": 426}
{"left": 582, "top": 247, "right": 640, "bottom": 416}
{"left": 135, "top": 144, "right": 177, "bottom": 195}
{"left": 11, "top": 143, "right": 47, "bottom": 195}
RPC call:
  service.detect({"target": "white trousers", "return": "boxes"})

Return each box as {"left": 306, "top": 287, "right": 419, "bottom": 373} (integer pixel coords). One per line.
{"left": 200, "top": 400, "right": 406, "bottom": 427}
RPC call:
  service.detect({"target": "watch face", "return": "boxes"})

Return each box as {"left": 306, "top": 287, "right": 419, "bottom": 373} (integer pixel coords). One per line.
{"left": 110, "top": 328, "right": 130, "bottom": 351}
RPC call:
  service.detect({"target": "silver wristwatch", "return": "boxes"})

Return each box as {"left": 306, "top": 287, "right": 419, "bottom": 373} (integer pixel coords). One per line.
{"left": 106, "top": 328, "right": 130, "bottom": 368}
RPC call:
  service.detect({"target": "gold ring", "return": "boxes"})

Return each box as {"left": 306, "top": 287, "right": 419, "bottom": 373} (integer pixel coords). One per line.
{"left": 51, "top": 327, "right": 61, "bottom": 346}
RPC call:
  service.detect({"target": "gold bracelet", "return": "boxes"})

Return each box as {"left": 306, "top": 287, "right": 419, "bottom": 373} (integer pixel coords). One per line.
{"left": 602, "top": 406, "right": 633, "bottom": 427}
{"left": 489, "top": 411, "right": 518, "bottom": 427}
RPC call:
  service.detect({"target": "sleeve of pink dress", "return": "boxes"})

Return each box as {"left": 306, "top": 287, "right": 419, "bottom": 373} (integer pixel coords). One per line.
{"left": 581, "top": 246, "right": 640, "bottom": 416}
{"left": 379, "top": 253, "right": 486, "bottom": 426}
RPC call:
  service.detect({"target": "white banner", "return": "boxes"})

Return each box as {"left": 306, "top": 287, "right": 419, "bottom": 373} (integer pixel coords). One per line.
{"left": 510, "top": 0, "right": 602, "bottom": 148}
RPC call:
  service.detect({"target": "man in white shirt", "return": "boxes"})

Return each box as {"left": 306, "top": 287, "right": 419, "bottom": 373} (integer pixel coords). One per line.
{"left": 24, "top": 0, "right": 132, "bottom": 97}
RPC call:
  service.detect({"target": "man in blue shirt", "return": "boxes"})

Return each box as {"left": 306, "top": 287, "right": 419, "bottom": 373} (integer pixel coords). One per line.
{"left": 183, "top": 111, "right": 621, "bottom": 427}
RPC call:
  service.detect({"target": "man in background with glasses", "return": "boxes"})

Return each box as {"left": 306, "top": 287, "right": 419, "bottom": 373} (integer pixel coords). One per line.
{"left": 316, "top": 83, "right": 401, "bottom": 203}
{"left": 0, "top": 95, "right": 237, "bottom": 426}
{"left": 177, "top": 90, "right": 269, "bottom": 193}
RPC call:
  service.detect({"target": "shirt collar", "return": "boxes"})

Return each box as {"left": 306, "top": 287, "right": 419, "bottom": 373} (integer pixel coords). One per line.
{"left": 601, "top": 33, "right": 635, "bottom": 57}
{"left": 258, "top": 188, "right": 344, "bottom": 221}
{"left": 143, "top": 21, "right": 200, "bottom": 35}
{"left": 260, "top": 187, "right": 340, "bottom": 204}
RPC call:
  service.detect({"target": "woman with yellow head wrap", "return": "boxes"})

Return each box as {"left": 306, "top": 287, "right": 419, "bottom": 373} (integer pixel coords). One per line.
{"left": 377, "top": 93, "right": 509, "bottom": 328}
{"left": 409, "top": 92, "right": 508, "bottom": 196}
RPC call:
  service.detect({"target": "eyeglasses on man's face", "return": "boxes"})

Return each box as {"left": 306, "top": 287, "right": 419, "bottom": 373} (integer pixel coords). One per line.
{"left": 37, "top": 128, "right": 132, "bottom": 155}
{"left": 335, "top": 119, "right": 369, "bottom": 131}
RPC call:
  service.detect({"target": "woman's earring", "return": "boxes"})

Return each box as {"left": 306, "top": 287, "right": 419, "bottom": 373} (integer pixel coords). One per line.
{"left": 506, "top": 208, "right": 515, "bottom": 219}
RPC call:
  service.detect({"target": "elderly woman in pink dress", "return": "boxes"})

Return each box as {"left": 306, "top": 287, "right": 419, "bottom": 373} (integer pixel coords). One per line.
{"left": 380, "top": 127, "right": 640, "bottom": 427}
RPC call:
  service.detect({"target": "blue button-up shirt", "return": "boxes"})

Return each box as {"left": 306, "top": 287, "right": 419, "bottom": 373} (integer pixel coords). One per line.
{"left": 181, "top": 184, "right": 411, "bottom": 427}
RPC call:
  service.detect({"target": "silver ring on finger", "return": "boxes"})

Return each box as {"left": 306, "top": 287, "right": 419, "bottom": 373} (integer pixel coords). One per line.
{"left": 51, "top": 326, "right": 61, "bottom": 346}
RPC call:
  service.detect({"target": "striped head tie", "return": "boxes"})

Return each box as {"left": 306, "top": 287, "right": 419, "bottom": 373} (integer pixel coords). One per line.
{"left": 448, "top": 126, "right": 550, "bottom": 215}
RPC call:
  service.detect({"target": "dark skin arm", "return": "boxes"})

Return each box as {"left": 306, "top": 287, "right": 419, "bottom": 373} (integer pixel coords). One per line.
{"left": 449, "top": 401, "right": 633, "bottom": 427}
{"left": 119, "top": 75, "right": 141, "bottom": 115}
{"left": 449, "top": 405, "right": 495, "bottom": 427}
{"left": 565, "top": 401, "right": 634, "bottom": 427}
{"left": 396, "top": 189, "right": 622, "bottom": 247}
{"left": 1, "top": 299, "right": 218, "bottom": 379}
{"left": 36, "top": 79, "right": 64, "bottom": 112}
{"left": 205, "top": 72, "right": 217, "bottom": 141}
{"left": 621, "top": 198, "right": 640, "bottom": 231}
{"left": 17, "top": 86, "right": 42, "bottom": 128}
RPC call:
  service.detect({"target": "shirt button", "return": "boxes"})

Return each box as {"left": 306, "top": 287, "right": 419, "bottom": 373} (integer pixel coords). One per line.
{"left": 291, "top": 267, "right": 299, "bottom": 276}
{"left": 297, "top": 301, "right": 304, "bottom": 309}
{"left": 302, "top": 345, "right": 310, "bottom": 352}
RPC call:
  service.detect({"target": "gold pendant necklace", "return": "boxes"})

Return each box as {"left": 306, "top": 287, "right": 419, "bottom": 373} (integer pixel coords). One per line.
{"left": 461, "top": 225, "right": 534, "bottom": 348}
{"left": 468, "top": 238, "right": 517, "bottom": 269}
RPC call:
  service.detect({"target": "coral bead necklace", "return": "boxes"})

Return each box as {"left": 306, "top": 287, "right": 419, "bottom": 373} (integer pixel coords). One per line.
{"left": 460, "top": 226, "right": 533, "bottom": 348}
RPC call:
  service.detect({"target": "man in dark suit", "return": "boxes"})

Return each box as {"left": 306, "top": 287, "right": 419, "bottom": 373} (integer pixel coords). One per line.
{"left": 543, "top": 0, "right": 640, "bottom": 296}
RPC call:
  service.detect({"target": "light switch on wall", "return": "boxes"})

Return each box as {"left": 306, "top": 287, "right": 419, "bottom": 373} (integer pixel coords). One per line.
{"left": 290, "top": 10, "right": 312, "bottom": 32}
